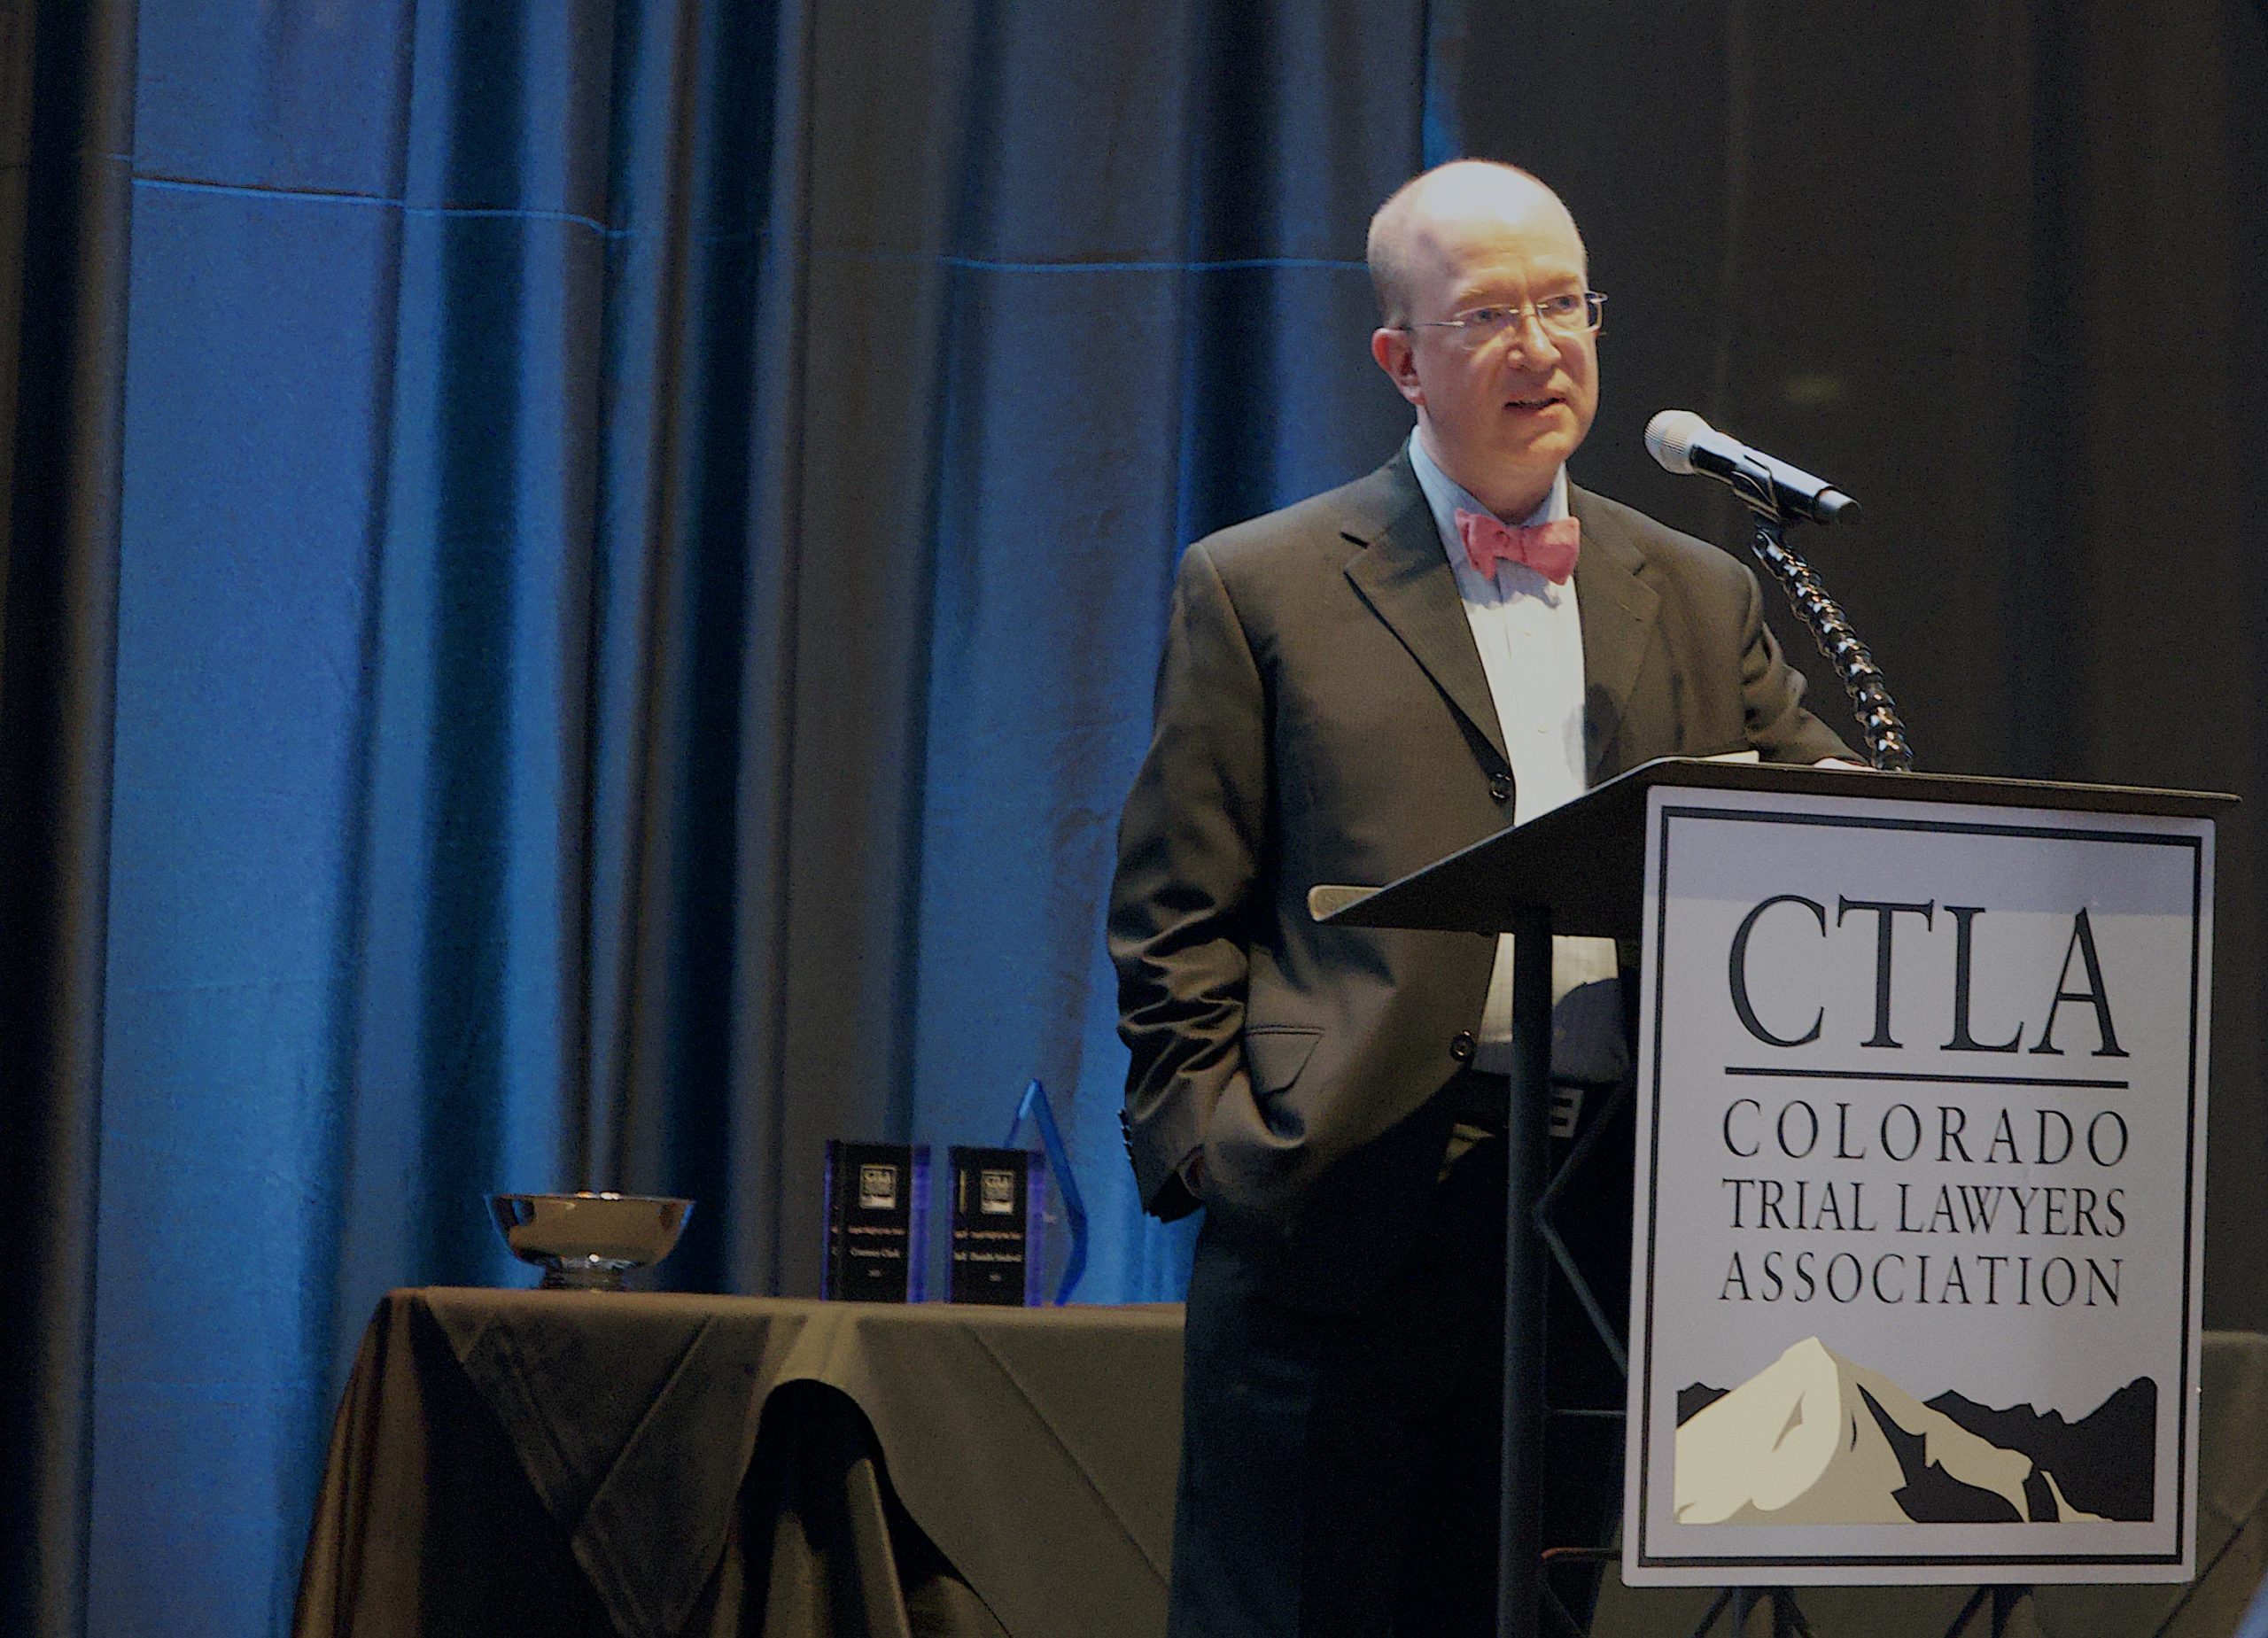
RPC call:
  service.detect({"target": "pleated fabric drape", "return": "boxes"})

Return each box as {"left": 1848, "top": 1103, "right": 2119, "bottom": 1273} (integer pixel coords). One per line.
{"left": 3, "top": 3, "right": 1441, "bottom": 1631}
{"left": 0, "top": 4, "right": 135, "bottom": 1635}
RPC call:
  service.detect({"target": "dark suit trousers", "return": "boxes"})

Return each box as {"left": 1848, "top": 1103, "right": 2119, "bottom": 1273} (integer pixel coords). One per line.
{"left": 1168, "top": 1090, "right": 1634, "bottom": 1638}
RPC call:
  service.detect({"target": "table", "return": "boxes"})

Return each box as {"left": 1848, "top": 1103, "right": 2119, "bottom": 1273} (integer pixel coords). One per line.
{"left": 291, "top": 1289, "right": 1182, "bottom": 1638}
{"left": 292, "top": 1290, "right": 2267, "bottom": 1638}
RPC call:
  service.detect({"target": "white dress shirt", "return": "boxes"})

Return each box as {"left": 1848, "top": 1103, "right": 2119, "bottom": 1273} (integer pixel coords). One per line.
{"left": 1407, "top": 433, "right": 1628, "bottom": 1085}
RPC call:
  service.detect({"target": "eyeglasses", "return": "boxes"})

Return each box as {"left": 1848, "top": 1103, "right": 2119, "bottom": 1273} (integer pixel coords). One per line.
{"left": 1403, "top": 291, "right": 1606, "bottom": 347}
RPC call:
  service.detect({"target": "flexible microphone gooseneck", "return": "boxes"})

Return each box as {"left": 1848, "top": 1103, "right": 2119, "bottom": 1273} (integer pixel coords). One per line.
{"left": 1642, "top": 409, "right": 1910, "bottom": 769}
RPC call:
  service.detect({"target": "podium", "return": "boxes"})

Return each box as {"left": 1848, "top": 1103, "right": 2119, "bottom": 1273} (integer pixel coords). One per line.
{"left": 1316, "top": 757, "right": 2233, "bottom": 1637}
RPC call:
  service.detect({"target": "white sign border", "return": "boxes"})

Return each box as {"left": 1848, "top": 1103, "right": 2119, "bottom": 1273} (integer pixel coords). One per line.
{"left": 1622, "top": 788, "right": 2211, "bottom": 1587}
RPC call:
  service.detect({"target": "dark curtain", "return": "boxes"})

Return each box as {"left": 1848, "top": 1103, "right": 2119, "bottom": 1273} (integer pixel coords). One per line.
{"left": 1458, "top": 0, "right": 2268, "bottom": 1330}
{"left": 4, "top": 1, "right": 2265, "bottom": 1635}
{"left": 0, "top": 4, "right": 131, "bottom": 1637}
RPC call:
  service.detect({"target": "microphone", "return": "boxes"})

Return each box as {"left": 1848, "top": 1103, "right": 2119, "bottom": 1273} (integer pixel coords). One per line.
{"left": 1644, "top": 409, "right": 1860, "bottom": 525}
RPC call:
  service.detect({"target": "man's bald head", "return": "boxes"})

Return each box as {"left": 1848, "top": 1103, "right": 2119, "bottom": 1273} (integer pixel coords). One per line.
{"left": 1365, "top": 160, "right": 1599, "bottom": 519}
{"left": 1366, "top": 161, "right": 1584, "bottom": 326}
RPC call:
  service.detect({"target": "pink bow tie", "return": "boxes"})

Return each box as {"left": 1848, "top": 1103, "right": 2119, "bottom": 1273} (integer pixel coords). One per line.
{"left": 1455, "top": 508, "right": 1580, "bottom": 585}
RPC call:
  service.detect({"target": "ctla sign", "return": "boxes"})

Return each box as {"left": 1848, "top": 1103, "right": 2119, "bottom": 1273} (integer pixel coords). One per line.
{"left": 1728, "top": 896, "right": 2126, "bottom": 1059}
{"left": 1625, "top": 786, "right": 2211, "bottom": 1588}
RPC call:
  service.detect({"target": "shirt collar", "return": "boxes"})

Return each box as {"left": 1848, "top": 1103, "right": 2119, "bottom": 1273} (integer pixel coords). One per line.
{"left": 1407, "top": 431, "right": 1570, "bottom": 584}
{"left": 1408, "top": 430, "right": 1569, "bottom": 533}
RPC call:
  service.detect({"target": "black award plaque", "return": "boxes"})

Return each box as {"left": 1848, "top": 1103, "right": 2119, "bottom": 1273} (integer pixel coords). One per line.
{"left": 948, "top": 1145, "right": 1045, "bottom": 1306}
{"left": 821, "top": 1140, "right": 929, "bottom": 1301}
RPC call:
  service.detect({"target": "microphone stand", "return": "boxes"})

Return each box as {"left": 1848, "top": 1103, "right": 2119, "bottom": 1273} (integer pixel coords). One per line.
{"left": 1722, "top": 461, "right": 1915, "bottom": 772}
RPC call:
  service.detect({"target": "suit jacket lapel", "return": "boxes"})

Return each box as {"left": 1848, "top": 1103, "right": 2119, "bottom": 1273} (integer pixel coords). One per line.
{"left": 1340, "top": 455, "right": 1512, "bottom": 773}
{"left": 1570, "top": 485, "right": 1663, "bottom": 781}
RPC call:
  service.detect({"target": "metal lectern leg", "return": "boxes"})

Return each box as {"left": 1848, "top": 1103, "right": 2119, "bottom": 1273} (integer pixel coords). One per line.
{"left": 1498, "top": 906, "right": 1553, "bottom": 1638}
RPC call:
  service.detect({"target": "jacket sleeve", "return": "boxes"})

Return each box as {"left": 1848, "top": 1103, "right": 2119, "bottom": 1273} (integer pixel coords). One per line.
{"left": 1107, "top": 541, "right": 1270, "bottom": 1220}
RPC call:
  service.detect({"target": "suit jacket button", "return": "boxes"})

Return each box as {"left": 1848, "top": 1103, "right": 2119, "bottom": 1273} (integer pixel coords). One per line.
{"left": 1450, "top": 1031, "right": 1477, "bottom": 1060}
{"left": 1487, "top": 772, "right": 1514, "bottom": 803}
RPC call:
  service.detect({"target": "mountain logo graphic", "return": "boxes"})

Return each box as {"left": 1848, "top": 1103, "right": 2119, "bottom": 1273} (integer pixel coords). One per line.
{"left": 1674, "top": 1337, "right": 2155, "bottom": 1525}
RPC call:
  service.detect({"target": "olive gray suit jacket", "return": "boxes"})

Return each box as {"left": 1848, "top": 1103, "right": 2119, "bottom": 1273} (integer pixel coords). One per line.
{"left": 1108, "top": 450, "right": 1850, "bottom": 1310}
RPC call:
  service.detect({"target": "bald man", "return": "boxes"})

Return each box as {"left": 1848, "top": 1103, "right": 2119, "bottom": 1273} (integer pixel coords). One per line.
{"left": 1109, "top": 162, "right": 1850, "bottom": 1635}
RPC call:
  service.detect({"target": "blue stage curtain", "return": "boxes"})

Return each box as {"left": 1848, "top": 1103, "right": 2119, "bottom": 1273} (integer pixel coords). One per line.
{"left": 3, "top": 2, "right": 1447, "bottom": 1632}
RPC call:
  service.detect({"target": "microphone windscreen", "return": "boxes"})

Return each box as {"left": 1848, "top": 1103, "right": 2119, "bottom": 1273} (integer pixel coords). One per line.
{"left": 1644, "top": 408, "right": 1712, "bottom": 475}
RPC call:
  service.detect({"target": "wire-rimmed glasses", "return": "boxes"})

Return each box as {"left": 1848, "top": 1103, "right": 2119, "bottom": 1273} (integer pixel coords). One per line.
{"left": 1403, "top": 291, "right": 1606, "bottom": 348}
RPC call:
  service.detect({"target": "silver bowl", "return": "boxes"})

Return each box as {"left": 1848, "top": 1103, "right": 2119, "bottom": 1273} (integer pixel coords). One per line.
{"left": 490, "top": 1192, "right": 693, "bottom": 1290}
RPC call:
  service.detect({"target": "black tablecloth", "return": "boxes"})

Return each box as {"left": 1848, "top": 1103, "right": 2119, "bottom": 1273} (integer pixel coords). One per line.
{"left": 292, "top": 1290, "right": 1182, "bottom": 1638}
{"left": 292, "top": 1289, "right": 2266, "bottom": 1638}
